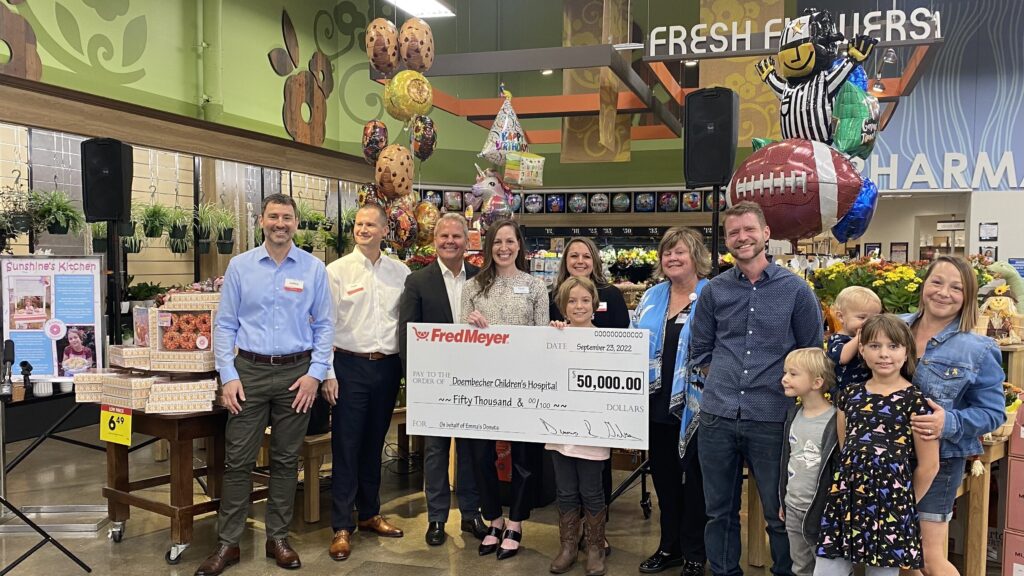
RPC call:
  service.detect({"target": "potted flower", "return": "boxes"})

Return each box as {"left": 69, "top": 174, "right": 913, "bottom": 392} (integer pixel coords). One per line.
{"left": 140, "top": 204, "right": 171, "bottom": 238}
{"left": 91, "top": 222, "right": 107, "bottom": 253}
{"left": 0, "top": 213, "right": 17, "bottom": 253}
{"left": 29, "top": 190, "right": 86, "bottom": 235}
{"left": 609, "top": 248, "right": 658, "bottom": 284}
{"left": 167, "top": 206, "right": 192, "bottom": 239}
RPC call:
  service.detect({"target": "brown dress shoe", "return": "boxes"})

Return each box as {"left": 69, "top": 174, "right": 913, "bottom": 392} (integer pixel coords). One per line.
{"left": 195, "top": 544, "right": 240, "bottom": 576}
{"left": 265, "top": 538, "right": 301, "bottom": 570}
{"left": 329, "top": 530, "right": 352, "bottom": 561}
{"left": 357, "top": 515, "right": 404, "bottom": 537}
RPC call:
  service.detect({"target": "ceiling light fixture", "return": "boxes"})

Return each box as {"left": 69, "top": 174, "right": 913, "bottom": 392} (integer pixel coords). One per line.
{"left": 613, "top": 42, "right": 645, "bottom": 51}
{"left": 541, "top": 69, "right": 554, "bottom": 76}
{"left": 872, "top": 48, "right": 898, "bottom": 93}
{"left": 382, "top": 0, "right": 455, "bottom": 18}
{"left": 684, "top": 60, "right": 698, "bottom": 67}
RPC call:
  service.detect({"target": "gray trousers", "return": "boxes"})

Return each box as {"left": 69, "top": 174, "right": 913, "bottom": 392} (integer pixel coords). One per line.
{"left": 424, "top": 436, "right": 480, "bottom": 523}
{"left": 550, "top": 452, "right": 606, "bottom": 515}
{"left": 217, "top": 356, "right": 311, "bottom": 545}
{"left": 784, "top": 505, "right": 815, "bottom": 576}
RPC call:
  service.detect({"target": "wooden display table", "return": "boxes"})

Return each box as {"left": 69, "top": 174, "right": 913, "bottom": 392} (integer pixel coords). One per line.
{"left": 103, "top": 408, "right": 268, "bottom": 565}
{"left": 746, "top": 440, "right": 1007, "bottom": 576}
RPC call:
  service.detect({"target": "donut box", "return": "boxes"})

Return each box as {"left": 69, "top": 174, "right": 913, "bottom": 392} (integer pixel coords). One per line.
{"left": 101, "top": 394, "right": 148, "bottom": 410}
{"left": 149, "top": 308, "right": 216, "bottom": 353}
{"left": 109, "top": 345, "right": 151, "bottom": 370}
{"left": 144, "top": 400, "right": 214, "bottom": 414}
{"left": 165, "top": 292, "right": 221, "bottom": 304}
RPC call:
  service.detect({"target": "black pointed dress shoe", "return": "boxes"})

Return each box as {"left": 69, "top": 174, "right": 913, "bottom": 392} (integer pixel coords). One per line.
{"left": 461, "top": 515, "right": 488, "bottom": 540}
{"left": 495, "top": 528, "right": 522, "bottom": 561}
{"left": 478, "top": 526, "right": 503, "bottom": 556}
{"left": 425, "top": 521, "right": 446, "bottom": 546}
{"left": 638, "top": 550, "right": 684, "bottom": 573}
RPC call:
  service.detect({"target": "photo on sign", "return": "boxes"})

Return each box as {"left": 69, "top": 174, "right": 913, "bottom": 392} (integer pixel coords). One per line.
{"left": 7, "top": 276, "right": 51, "bottom": 330}
{"left": 57, "top": 325, "right": 96, "bottom": 377}
{"left": 979, "top": 245, "right": 998, "bottom": 262}
{"left": 864, "top": 243, "right": 882, "bottom": 257}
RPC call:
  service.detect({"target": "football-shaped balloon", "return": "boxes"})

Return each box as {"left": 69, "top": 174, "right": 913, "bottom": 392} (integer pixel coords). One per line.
{"left": 362, "top": 120, "right": 389, "bottom": 165}
{"left": 411, "top": 115, "right": 437, "bottom": 161}
{"left": 366, "top": 18, "right": 399, "bottom": 74}
{"left": 399, "top": 18, "right": 434, "bottom": 73}
{"left": 479, "top": 194, "right": 513, "bottom": 231}
{"left": 414, "top": 200, "right": 440, "bottom": 244}
{"left": 384, "top": 70, "right": 433, "bottom": 121}
{"left": 727, "top": 139, "right": 862, "bottom": 240}
{"left": 375, "top": 144, "right": 414, "bottom": 199}
{"left": 386, "top": 204, "right": 418, "bottom": 250}
{"left": 358, "top": 183, "right": 387, "bottom": 207}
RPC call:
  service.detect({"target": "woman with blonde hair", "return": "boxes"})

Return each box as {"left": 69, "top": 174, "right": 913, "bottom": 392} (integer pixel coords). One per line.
{"left": 902, "top": 255, "right": 1005, "bottom": 576}
{"left": 633, "top": 227, "right": 711, "bottom": 576}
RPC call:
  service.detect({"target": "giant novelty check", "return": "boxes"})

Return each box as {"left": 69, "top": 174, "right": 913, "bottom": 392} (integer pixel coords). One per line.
{"left": 406, "top": 323, "right": 649, "bottom": 449}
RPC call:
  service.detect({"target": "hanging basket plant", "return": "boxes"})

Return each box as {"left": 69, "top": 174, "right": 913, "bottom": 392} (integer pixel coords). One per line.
{"left": 91, "top": 222, "right": 107, "bottom": 253}
{"left": 29, "top": 190, "right": 85, "bottom": 235}
{"left": 141, "top": 204, "right": 171, "bottom": 238}
{"left": 167, "top": 205, "right": 191, "bottom": 239}
{"left": 196, "top": 238, "right": 211, "bottom": 254}
{"left": 123, "top": 235, "right": 144, "bottom": 254}
{"left": 216, "top": 239, "right": 234, "bottom": 254}
{"left": 168, "top": 237, "right": 191, "bottom": 254}
{"left": 196, "top": 203, "right": 217, "bottom": 241}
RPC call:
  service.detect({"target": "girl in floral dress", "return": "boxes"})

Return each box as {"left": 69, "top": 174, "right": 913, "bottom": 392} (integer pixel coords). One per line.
{"left": 814, "top": 314, "right": 939, "bottom": 575}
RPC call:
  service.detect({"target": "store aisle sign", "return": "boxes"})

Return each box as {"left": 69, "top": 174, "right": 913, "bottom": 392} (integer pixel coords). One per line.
{"left": 0, "top": 256, "right": 104, "bottom": 378}
{"left": 647, "top": 8, "right": 941, "bottom": 59}
{"left": 852, "top": 151, "right": 1024, "bottom": 192}
{"left": 100, "top": 405, "right": 132, "bottom": 446}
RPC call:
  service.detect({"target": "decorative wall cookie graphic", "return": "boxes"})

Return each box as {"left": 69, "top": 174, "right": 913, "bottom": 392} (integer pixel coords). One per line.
{"left": 268, "top": 10, "right": 333, "bottom": 146}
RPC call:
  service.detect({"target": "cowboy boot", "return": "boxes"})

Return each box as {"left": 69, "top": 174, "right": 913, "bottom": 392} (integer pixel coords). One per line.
{"left": 584, "top": 508, "right": 607, "bottom": 576}
{"left": 549, "top": 508, "right": 581, "bottom": 574}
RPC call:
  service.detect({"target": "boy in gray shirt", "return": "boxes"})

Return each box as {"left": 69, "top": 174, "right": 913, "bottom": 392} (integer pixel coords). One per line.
{"left": 779, "top": 348, "right": 839, "bottom": 576}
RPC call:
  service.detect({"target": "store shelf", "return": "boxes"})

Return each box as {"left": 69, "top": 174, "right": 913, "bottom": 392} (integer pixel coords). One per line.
{"left": 519, "top": 212, "right": 712, "bottom": 228}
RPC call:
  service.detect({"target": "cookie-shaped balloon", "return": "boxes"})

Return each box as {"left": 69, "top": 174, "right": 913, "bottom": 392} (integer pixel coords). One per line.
{"left": 399, "top": 18, "right": 434, "bottom": 73}
{"left": 366, "top": 18, "right": 399, "bottom": 74}
{"left": 362, "top": 120, "right": 389, "bottom": 165}
{"left": 374, "top": 144, "right": 414, "bottom": 199}
{"left": 384, "top": 70, "right": 433, "bottom": 121}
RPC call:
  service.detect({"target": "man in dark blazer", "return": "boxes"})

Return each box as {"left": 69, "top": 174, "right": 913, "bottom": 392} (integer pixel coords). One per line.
{"left": 398, "top": 213, "right": 487, "bottom": 546}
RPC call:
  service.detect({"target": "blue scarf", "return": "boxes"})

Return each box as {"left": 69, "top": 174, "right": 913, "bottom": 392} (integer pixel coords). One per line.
{"left": 633, "top": 278, "right": 708, "bottom": 460}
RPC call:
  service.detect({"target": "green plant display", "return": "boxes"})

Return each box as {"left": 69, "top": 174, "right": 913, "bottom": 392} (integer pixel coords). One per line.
{"left": 140, "top": 204, "right": 171, "bottom": 237}
{"left": 29, "top": 189, "right": 86, "bottom": 234}
{"left": 167, "top": 205, "right": 192, "bottom": 239}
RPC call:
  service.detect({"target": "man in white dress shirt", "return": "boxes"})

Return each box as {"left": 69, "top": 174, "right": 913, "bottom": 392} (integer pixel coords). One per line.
{"left": 323, "top": 204, "right": 410, "bottom": 561}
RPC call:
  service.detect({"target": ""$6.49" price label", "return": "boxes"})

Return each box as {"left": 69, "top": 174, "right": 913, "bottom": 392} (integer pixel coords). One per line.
{"left": 99, "top": 404, "right": 133, "bottom": 445}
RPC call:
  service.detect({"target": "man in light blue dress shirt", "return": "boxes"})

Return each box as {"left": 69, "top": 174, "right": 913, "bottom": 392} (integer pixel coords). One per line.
{"left": 195, "top": 194, "right": 334, "bottom": 576}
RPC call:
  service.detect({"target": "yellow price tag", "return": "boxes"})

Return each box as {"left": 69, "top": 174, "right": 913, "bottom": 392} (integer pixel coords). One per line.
{"left": 100, "top": 404, "right": 132, "bottom": 446}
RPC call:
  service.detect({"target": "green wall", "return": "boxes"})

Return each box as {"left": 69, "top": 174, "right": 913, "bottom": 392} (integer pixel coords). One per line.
{"left": 9, "top": 0, "right": 705, "bottom": 187}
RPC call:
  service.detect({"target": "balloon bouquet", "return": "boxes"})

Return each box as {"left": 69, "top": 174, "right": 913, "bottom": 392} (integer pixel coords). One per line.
{"left": 727, "top": 8, "right": 881, "bottom": 244}
{"left": 360, "top": 17, "right": 441, "bottom": 251}
{"left": 462, "top": 84, "right": 546, "bottom": 232}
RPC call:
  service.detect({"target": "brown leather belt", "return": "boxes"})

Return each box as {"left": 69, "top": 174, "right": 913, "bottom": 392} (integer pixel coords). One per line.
{"left": 237, "top": 349, "right": 312, "bottom": 366}
{"left": 335, "top": 348, "right": 396, "bottom": 361}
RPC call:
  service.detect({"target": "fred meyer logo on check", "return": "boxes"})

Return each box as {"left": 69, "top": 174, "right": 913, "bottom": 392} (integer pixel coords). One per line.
{"left": 413, "top": 327, "right": 510, "bottom": 347}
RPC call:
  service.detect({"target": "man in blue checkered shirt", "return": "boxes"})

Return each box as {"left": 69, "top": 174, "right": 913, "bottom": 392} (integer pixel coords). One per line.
{"left": 689, "top": 201, "right": 823, "bottom": 576}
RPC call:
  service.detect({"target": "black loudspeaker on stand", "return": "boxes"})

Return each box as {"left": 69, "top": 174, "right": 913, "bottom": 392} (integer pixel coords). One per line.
{"left": 684, "top": 87, "right": 738, "bottom": 275}
{"left": 81, "top": 138, "right": 133, "bottom": 347}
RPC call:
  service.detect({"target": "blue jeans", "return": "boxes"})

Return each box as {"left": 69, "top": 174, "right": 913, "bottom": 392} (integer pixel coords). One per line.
{"left": 698, "top": 412, "right": 793, "bottom": 576}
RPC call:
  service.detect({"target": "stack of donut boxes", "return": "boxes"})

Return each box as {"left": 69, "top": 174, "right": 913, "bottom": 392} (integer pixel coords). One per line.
{"left": 81, "top": 292, "right": 220, "bottom": 413}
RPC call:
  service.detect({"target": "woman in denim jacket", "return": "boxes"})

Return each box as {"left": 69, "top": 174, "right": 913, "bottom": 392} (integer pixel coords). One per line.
{"left": 901, "top": 255, "right": 1005, "bottom": 576}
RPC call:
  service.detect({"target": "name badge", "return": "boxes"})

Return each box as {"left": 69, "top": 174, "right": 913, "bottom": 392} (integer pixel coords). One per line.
{"left": 284, "top": 278, "right": 304, "bottom": 292}
{"left": 675, "top": 313, "right": 689, "bottom": 325}
{"left": 597, "top": 302, "right": 608, "bottom": 312}
{"left": 513, "top": 286, "right": 529, "bottom": 294}
{"left": 346, "top": 283, "right": 365, "bottom": 296}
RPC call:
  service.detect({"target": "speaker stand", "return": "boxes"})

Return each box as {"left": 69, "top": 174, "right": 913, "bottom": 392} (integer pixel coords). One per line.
{"left": 711, "top": 184, "right": 722, "bottom": 276}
